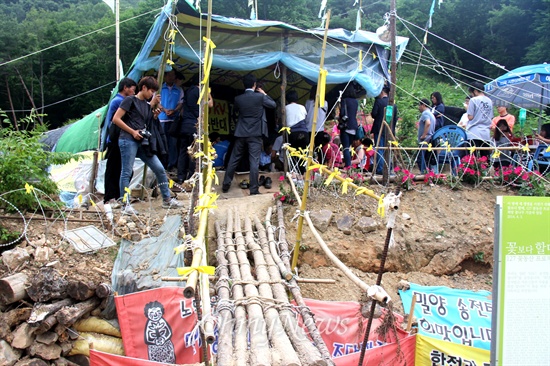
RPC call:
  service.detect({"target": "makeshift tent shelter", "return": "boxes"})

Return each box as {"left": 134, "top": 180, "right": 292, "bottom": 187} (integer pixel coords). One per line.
{"left": 53, "top": 0, "right": 408, "bottom": 154}
{"left": 56, "top": 0, "right": 408, "bottom": 152}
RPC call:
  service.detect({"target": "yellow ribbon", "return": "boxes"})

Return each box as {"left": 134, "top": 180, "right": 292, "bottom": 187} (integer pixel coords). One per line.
{"left": 177, "top": 265, "right": 216, "bottom": 277}
{"left": 341, "top": 177, "right": 353, "bottom": 194}
{"left": 194, "top": 151, "right": 206, "bottom": 159}
{"left": 427, "top": 143, "right": 432, "bottom": 152}
{"left": 377, "top": 194, "right": 385, "bottom": 218}
{"left": 492, "top": 150, "right": 501, "bottom": 159}
{"left": 194, "top": 193, "right": 219, "bottom": 214}
{"left": 25, "top": 183, "right": 34, "bottom": 194}
{"left": 366, "top": 145, "right": 373, "bottom": 152}
{"left": 166, "top": 59, "right": 175, "bottom": 66}
{"left": 169, "top": 29, "right": 178, "bottom": 40}
{"left": 123, "top": 187, "right": 131, "bottom": 203}
{"left": 443, "top": 141, "right": 451, "bottom": 153}
{"left": 358, "top": 50, "right": 363, "bottom": 71}
{"left": 208, "top": 169, "right": 219, "bottom": 185}
{"left": 546, "top": 146, "right": 550, "bottom": 153}
{"left": 308, "top": 163, "right": 326, "bottom": 171}
{"left": 522, "top": 143, "right": 530, "bottom": 152}
{"left": 468, "top": 146, "right": 476, "bottom": 154}
{"left": 355, "top": 187, "right": 374, "bottom": 196}
{"left": 90, "top": 199, "right": 96, "bottom": 207}
{"left": 372, "top": 52, "right": 377, "bottom": 60}
{"left": 78, "top": 195, "right": 83, "bottom": 205}
{"left": 343, "top": 44, "right": 348, "bottom": 53}
{"left": 318, "top": 68, "right": 328, "bottom": 108}
{"left": 324, "top": 168, "right": 340, "bottom": 185}
{"left": 199, "top": 37, "right": 217, "bottom": 102}
{"left": 390, "top": 140, "right": 399, "bottom": 147}
{"left": 169, "top": 179, "right": 174, "bottom": 189}
{"left": 279, "top": 126, "right": 291, "bottom": 134}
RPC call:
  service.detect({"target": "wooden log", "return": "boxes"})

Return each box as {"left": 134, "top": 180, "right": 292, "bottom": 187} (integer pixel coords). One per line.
{"left": 56, "top": 298, "right": 100, "bottom": 327}
{"left": 234, "top": 212, "right": 270, "bottom": 366}
{"left": 257, "top": 215, "right": 327, "bottom": 366}
{"left": 95, "top": 283, "right": 112, "bottom": 299}
{"left": 224, "top": 211, "right": 249, "bottom": 366}
{"left": 28, "top": 298, "right": 74, "bottom": 325}
{"left": 276, "top": 201, "right": 335, "bottom": 365}
{"left": 245, "top": 217, "right": 300, "bottom": 366}
{"left": 0, "top": 272, "right": 29, "bottom": 305}
{"left": 214, "top": 220, "right": 235, "bottom": 366}
{"left": 35, "top": 314, "right": 59, "bottom": 335}
{"left": 67, "top": 281, "right": 96, "bottom": 301}
{"left": 0, "top": 307, "right": 31, "bottom": 341}
{"left": 27, "top": 267, "right": 68, "bottom": 302}
{"left": 264, "top": 208, "right": 293, "bottom": 282}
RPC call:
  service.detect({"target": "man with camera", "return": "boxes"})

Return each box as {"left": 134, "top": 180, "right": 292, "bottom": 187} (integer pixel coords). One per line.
{"left": 112, "top": 76, "right": 184, "bottom": 214}
{"left": 222, "top": 74, "right": 276, "bottom": 195}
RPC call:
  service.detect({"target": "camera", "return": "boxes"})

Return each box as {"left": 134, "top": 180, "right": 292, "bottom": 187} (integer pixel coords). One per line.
{"left": 139, "top": 129, "right": 152, "bottom": 146}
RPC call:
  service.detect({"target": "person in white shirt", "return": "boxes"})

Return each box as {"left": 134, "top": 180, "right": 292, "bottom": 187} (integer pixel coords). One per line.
{"left": 466, "top": 81, "right": 493, "bottom": 157}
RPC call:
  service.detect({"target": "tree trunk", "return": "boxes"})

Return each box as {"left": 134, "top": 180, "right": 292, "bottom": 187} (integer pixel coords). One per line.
{"left": 27, "top": 267, "right": 68, "bottom": 302}
{"left": 0, "top": 272, "right": 28, "bottom": 305}
{"left": 95, "top": 283, "right": 112, "bottom": 299}
{"left": 4, "top": 75, "right": 18, "bottom": 130}
{"left": 214, "top": 219, "right": 234, "bottom": 366}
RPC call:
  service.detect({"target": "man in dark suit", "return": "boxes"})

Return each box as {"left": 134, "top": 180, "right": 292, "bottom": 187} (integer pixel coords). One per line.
{"left": 222, "top": 74, "right": 276, "bottom": 195}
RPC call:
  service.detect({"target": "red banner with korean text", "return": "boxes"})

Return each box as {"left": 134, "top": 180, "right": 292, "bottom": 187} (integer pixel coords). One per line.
{"left": 90, "top": 349, "right": 203, "bottom": 366}
{"left": 114, "top": 287, "right": 201, "bottom": 365}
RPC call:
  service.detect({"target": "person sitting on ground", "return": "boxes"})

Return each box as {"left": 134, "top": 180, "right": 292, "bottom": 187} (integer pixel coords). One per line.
{"left": 315, "top": 131, "right": 342, "bottom": 169}
{"left": 535, "top": 123, "right": 550, "bottom": 145}
{"left": 112, "top": 76, "right": 184, "bottom": 214}
{"left": 491, "top": 106, "right": 516, "bottom": 132}
{"left": 350, "top": 137, "right": 375, "bottom": 171}
{"left": 260, "top": 143, "right": 273, "bottom": 172}
{"left": 431, "top": 91, "right": 445, "bottom": 131}
{"left": 492, "top": 119, "right": 515, "bottom": 168}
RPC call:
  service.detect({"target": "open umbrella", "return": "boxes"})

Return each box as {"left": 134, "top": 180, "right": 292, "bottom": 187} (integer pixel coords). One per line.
{"left": 485, "top": 63, "right": 550, "bottom": 130}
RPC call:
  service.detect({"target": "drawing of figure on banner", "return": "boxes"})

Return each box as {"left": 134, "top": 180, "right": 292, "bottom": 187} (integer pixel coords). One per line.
{"left": 143, "top": 301, "right": 176, "bottom": 363}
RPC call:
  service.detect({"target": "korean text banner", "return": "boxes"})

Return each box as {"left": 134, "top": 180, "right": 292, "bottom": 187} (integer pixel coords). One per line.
{"left": 415, "top": 334, "right": 490, "bottom": 366}
{"left": 399, "top": 283, "right": 492, "bottom": 350}
{"left": 90, "top": 350, "right": 178, "bottom": 366}
{"left": 333, "top": 335, "right": 416, "bottom": 366}
{"left": 115, "top": 287, "right": 202, "bottom": 364}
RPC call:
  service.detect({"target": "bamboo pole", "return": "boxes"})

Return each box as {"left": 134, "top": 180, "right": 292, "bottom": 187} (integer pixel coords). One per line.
{"left": 292, "top": 10, "right": 332, "bottom": 270}
{"left": 276, "top": 201, "right": 335, "bottom": 365}
{"left": 234, "top": 212, "right": 270, "bottom": 365}
{"left": 245, "top": 217, "right": 300, "bottom": 366}
{"left": 214, "top": 221, "right": 234, "bottom": 366}
{"left": 224, "top": 210, "right": 248, "bottom": 365}
{"left": 256, "top": 216, "right": 327, "bottom": 366}
{"left": 265, "top": 206, "right": 293, "bottom": 281}
{"left": 161, "top": 276, "right": 335, "bottom": 284}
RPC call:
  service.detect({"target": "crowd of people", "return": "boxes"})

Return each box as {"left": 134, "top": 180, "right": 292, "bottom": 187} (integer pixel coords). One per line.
{"left": 102, "top": 72, "right": 550, "bottom": 205}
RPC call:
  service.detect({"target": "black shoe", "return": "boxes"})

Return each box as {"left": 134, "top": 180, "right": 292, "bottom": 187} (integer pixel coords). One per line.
{"left": 222, "top": 184, "right": 230, "bottom": 193}
{"left": 239, "top": 180, "right": 249, "bottom": 189}
{"left": 264, "top": 177, "right": 272, "bottom": 189}
{"left": 250, "top": 191, "right": 260, "bottom": 195}
{"left": 259, "top": 175, "right": 266, "bottom": 186}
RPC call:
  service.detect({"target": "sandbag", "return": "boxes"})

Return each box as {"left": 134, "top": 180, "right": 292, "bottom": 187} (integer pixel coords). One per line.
{"left": 69, "top": 332, "right": 124, "bottom": 356}
{"left": 73, "top": 317, "right": 121, "bottom": 337}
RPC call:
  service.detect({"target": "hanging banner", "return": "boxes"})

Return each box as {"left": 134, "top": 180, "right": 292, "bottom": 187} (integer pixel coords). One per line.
{"left": 415, "top": 334, "right": 490, "bottom": 366}
{"left": 90, "top": 350, "right": 182, "bottom": 366}
{"left": 333, "top": 335, "right": 416, "bottom": 366}
{"left": 493, "top": 196, "right": 550, "bottom": 365}
{"left": 209, "top": 99, "right": 230, "bottom": 134}
{"left": 115, "top": 287, "right": 202, "bottom": 365}
{"left": 399, "top": 283, "right": 492, "bottom": 350}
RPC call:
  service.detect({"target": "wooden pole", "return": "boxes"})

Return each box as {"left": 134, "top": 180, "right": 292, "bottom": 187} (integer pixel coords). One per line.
{"left": 234, "top": 213, "right": 271, "bottom": 365}
{"left": 4, "top": 75, "right": 18, "bottom": 130}
{"left": 256, "top": 216, "right": 327, "bottom": 366}
{"left": 292, "top": 10, "right": 331, "bottom": 270}
{"left": 115, "top": 0, "right": 120, "bottom": 82}
{"left": 405, "top": 296, "right": 417, "bottom": 332}
{"left": 281, "top": 62, "right": 289, "bottom": 173}
{"left": 214, "top": 221, "right": 234, "bottom": 366}
{"left": 245, "top": 217, "right": 300, "bottom": 366}
{"left": 382, "top": 0, "right": 397, "bottom": 185}
{"left": 276, "top": 202, "right": 335, "bottom": 365}
{"left": 223, "top": 210, "right": 248, "bottom": 365}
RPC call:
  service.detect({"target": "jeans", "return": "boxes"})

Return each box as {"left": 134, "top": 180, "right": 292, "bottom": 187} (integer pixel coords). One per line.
{"left": 340, "top": 131, "right": 353, "bottom": 168}
{"left": 417, "top": 144, "right": 429, "bottom": 173}
{"left": 373, "top": 131, "right": 386, "bottom": 174}
{"left": 161, "top": 121, "right": 179, "bottom": 169}
{"left": 118, "top": 138, "right": 171, "bottom": 201}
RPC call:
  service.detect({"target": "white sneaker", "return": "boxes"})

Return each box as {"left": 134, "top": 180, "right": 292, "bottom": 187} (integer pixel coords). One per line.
{"left": 162, "top": 198, "right": 184, "bottom": 209}
{"left": 122, "top": 204, "right": 139, "bottom": 215}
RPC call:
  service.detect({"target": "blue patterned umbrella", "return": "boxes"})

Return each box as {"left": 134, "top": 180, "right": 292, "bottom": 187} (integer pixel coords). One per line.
{"left": 485, "top": 63, "right": 550, "bottom": 129}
